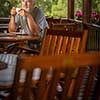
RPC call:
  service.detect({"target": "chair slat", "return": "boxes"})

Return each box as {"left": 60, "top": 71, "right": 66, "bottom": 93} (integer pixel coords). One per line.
{"left": 49, "top": 35, "right": 57, "bottom": 55}
{"left": 48, "top": 69, "right": 61, "bottom": 100}
{"left": 40, "top": 34, "right": 52, "bottom": 55}
{"left": 60, "top": 36, "right": 69, "bottom": 54}
{"left": 38, "top": 69, "right": 48, "bottom": 100}
{"left": 22, "top": 71, "right": 33, "bottom": 100}
{"left": 55, "top": 36, "right": 63, "bottom": 55}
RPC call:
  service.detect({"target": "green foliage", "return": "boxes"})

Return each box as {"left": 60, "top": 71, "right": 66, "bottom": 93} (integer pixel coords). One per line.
{"left": 0, "top": 0, "right": 99, "bottom": 18}
{"left": 35, "top": 0, "right": 52, "bottom": 16}
{"left": 74, "top": 0, "right": 100, "bottom": 21}
{"left": 92, "top": 0, "right": 100, "bottom": 13}
{"left": 36, "top": 0, "right": 67, "bottom": 17}
{"left": 0, "top": 0, "right": 21, "bottom": 17}
{"left": 0, "top": 0, "right": 11, "bottom": 17}
{"left": 75, "top": 0, "right": 82, "bottom": 11}
{"left": 51, "top": 0, "right": 67, "bottom": 17}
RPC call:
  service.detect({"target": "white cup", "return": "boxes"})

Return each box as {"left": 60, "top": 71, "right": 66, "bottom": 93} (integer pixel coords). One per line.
{"left": 16, "top": 8, "right": 20, "bottom": 14}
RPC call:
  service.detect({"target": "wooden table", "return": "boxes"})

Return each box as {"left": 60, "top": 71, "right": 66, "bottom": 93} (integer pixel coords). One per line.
{"left": 0, "top": 32, "right": 40, "bottom": 53}
{"left": 0, "top": 33, "right": 39, "bottom": 43}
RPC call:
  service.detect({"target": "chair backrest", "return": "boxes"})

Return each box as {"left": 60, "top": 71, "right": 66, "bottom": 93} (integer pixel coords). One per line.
{"left": 0, "top": 54, "right": 18, "bottom": 88}
{"left": 51, "top": 23, "right": 78, "bottom": 32}
{"left": 11, "top": 52, "right": 100, "bottom": 100}
{"left": 46, "top": 17, "right": 76, "bottom": 28}
{"left": 40, "top": 23, "right": 84, "bottom": 56}
{"left": 39, "top": 25, "right": 91, "bottom": 100}
{"left": 46, "top": 17, "right": 61, "bottom": 28}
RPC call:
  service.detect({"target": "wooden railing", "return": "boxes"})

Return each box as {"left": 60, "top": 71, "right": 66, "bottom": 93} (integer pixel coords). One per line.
{"left": 84, "top": 23, "right": 100, "bottom": 51}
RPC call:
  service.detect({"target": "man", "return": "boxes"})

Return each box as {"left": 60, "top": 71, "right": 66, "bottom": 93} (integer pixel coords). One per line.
{"left": 8, "top": 0, "right": 49, "bottom": 82}
{"left": 0, "top": 1, "right": 48, "bottom": 98}
{"left": 8, "top": 0, "right": 48, "bottom": 49}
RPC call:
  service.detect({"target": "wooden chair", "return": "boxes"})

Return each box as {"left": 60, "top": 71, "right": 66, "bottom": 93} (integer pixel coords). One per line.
{"left": 46, "top": 17, "right": 75, "bottom": 28}
{"left": 13, "top": 20, "right": 80, "bottom": 55}
{"left": 10, "top": 52, "right": 100, "bottom": 100}
{"left": 1, "top": 26, "right": 99, "bottom": 100}
{"left": 8, "top": 24, "right": 88, "bottom": 100}
{"left": 0, "top": 54, "right": 18, "bottom": 100}
{"left": 46, "top": 17, "right": 61, "bottom": 28}
{"left": 51, "top": 23, "right": 78, "bottom": 32}
{"left": 0, "top": 24, "right": 87, "bottom": 100}
{"left": 7, "top": 43, "right": 40, "bottom": 55}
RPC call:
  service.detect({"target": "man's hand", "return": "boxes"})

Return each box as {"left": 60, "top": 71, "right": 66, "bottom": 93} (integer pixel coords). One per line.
{"left": 18, "top": 9, "right": 30, "bottom": 17}
{"left": 10, "top": 7, "right": 17, "bottom": 16}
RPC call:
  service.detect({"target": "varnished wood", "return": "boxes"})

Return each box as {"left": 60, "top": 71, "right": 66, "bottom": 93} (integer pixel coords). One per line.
{"left": 10, "top": 52, "right": 100, "bottom": 100}
{"left": 0, "top": 33, "right": 39, "bottom": 54}
{"left": 12, "top": 24, "right": 87, "bottom": 100}
{"left": 68, "top": 0, "right": 75, "bottom": 19}
{"left": 18, "top": 52, "right": 100, "bottom": 69}
{"left": 83, "top": 0, "right": 92, "bottom": 23}
{"left": 0, "top": 0, "right": 99, "bottom": 99}
{"left": 0, "top": 34, "right": 39, "bottom": 42}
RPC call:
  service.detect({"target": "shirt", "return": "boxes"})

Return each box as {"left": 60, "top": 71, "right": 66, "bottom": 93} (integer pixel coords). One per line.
{"left": 15, "top": 6, "right": 48, "bottom": 38}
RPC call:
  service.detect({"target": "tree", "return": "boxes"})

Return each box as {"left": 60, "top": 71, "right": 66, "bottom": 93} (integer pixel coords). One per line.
{"left": 35, "top": 0, "right": 52, "bottom": 16}
{"left": 0, "top": 0, "right": 99, "bottom": 18}
{"left": 92, "top": 0, "right": 100, "bottom": 13}
{"left": 51, "top": 0, "right": 67, "bottom": 17}
{"left": 0, "top": 0, "right": 20, "bottom": 17}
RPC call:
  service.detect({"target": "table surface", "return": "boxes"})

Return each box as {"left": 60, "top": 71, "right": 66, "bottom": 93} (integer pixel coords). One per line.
{"left": 0, "top": 32, "right": 40, "bottom": 42}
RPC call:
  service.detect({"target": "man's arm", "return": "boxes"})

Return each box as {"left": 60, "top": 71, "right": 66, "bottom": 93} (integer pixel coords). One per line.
{"left": 26, "top": 14, "right": 41, "bottom": 35}
{"left": 8, "top": 15, "right": 17, "bottom": 32}
{"left": 18, "top": 9, "right": 41, "bottom": 36}
{"left": 8, "top": 7, "right": 17, "bottom": 32}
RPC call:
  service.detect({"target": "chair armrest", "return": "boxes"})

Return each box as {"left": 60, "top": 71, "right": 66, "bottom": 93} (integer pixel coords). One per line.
{"left": 7, "top": 43, "right": 19, "bottom": 49}
{"left": 17, "top": 46, "right": 40, "bottom": 54}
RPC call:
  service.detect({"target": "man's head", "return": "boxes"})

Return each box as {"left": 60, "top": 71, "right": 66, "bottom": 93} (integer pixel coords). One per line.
{"left": 22, "top": 0, "right": 35, "bottom": 11}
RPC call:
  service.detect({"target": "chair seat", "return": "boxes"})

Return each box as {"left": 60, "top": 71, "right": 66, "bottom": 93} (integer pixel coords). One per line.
{"left": 0, "top": 54, "right": 18, "bottom": 99}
